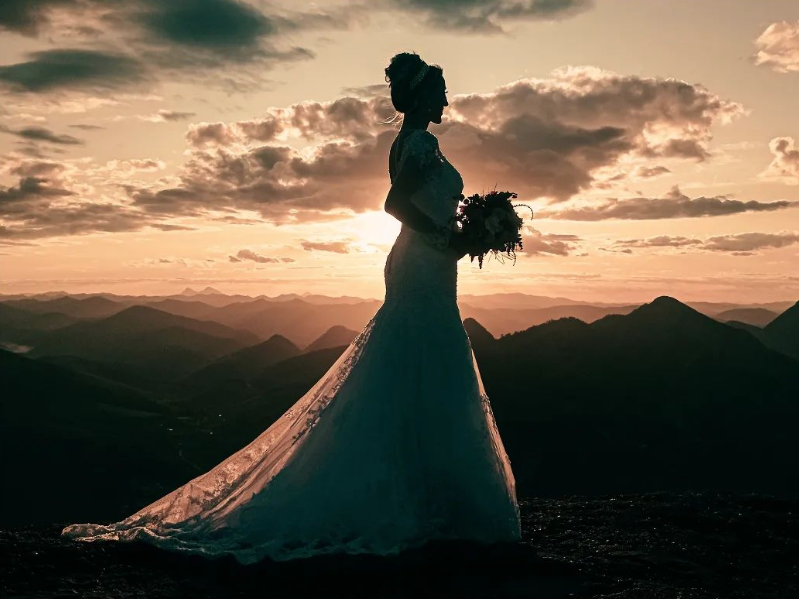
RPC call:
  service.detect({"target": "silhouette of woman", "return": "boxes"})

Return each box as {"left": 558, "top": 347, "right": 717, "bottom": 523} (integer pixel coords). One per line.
{"left": 62, "top": 52, "right": 522, "bottom": 564}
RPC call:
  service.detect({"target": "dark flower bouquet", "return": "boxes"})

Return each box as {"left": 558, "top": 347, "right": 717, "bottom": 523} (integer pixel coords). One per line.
{"left": 454, "top": 191, "right": 532, "bottom": 268}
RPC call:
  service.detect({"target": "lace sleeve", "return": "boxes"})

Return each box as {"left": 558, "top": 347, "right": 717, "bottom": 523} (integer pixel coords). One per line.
{"left": 396, "top": 131, "right": 452, "bottom": 251}
{"left": 396, "top": 130, "right": 443, "bottom": 178}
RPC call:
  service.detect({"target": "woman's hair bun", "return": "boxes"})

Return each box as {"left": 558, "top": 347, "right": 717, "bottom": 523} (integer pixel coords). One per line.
{"left": 384, "top": 52, "right": 440, "bottom": 114}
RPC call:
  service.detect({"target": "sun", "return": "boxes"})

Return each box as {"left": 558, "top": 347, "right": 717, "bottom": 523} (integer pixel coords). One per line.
{"left": 346, "top": 211, "right": 402, "bottom": 247}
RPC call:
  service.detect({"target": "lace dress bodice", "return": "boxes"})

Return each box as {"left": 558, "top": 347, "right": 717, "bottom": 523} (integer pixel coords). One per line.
{"left": 384, "top": 130, "right": 464, "bottom": 308}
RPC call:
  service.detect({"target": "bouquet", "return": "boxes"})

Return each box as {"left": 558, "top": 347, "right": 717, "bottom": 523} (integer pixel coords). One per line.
{"left": 454, "top": 190, "right": 532, "bottom": 268}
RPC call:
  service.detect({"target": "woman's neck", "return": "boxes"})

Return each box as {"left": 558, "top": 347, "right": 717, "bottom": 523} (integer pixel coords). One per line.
{"left": 399, "top": 111, "right": 430, "bottom": 132}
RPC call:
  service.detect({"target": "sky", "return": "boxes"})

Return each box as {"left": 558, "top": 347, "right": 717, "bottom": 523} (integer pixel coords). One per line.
{"left": 1, "top": 0, "right": 798, "bottom": 303}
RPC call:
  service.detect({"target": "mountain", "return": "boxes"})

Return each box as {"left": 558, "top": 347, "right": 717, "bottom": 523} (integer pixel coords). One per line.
{"left": 181, "top": 334, "right": 302, "bottom": 406}
{"left": 460, "top": 303, "right": 639, "bottom": 336}
{"left": 685, "top": 300, "right": 796, "bottom": 317}
{"left": 303, "top": 325, "right": 359, "bottom": 353}
{"left": 0, "top": 303, "right": 77, "bottom": 347}
{"left": 714, "top": 307, "right": 779, "bottom": 327}
{"left": 463, "top": 317, "right": 496, "bottom": 349}
{"left": 723, "top": 320, "right": 767, "bottom": 341}
{"left": 763, "top": 300, "right": 799, "bottom": 359}
{"left": 144, "top": 298, "right": 220, "bottom": 321}
{"left": 2, "top": 295, "right": 127, "bottom": 319}
{"left": 474, "top": 296, "right": 799, "bottom": 496}
{"left": 459, "top": 293, "right": 594, "bottom": 310}
{"left": 210, "top": 298, "right": 380, "bottom": 347}
{"left": 198, "top": 286, "right": 223, "bottom": 295}
{"left": 0, "top": 350, "right": 195, "bottom": 525}
{"left": 28, "top": 306, "right": 260, "bottom": 381}
{"left": 207, "top": 346, "right": 350, "bottom": 445}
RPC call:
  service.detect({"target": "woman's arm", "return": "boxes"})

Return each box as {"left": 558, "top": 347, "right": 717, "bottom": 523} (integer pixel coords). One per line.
{"left": 384, "top": 157, "right": 438, "bottom": 234}
{"left": 385, "top": 147, "right": 468, "bottom": 259}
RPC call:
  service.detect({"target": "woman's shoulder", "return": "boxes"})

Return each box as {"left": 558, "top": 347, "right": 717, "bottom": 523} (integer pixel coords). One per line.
{"left": 404, "top": 129, "right": 439, "bottom": 158}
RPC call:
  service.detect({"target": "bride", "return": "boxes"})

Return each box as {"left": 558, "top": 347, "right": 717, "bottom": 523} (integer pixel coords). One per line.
{"left": 62, "top": 52, "right": 522, "bottom": 564}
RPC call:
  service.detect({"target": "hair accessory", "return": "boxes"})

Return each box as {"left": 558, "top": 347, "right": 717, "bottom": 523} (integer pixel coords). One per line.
{"left": 409, "top": 62, "right": 429, "bottom": 90}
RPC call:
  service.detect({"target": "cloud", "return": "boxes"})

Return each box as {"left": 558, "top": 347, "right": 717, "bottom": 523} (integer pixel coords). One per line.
{"left": 300, "top": 239, "right": 356, "bottom": 253}
{"left": 231, "top": 249, "right": 295, "bottom": 264}
{"left": 537, "top": 186, "right": 796, "bottom": 220}
{"left": 760, "top": 137, "right": 799, "bottom": 185}
{"left": 633, "top": 165, "right": 671, "bottom": 179}
{"left": 383, "top": 0, "right": 593, "bottom": 33}
{"left": 754, "top": 20, "right": 799, "bottom": 73}
{"left": 0, "top": 0, "right": 80, "bottom": 36}
{"left": 0, "top": 124, "right": 83, "bottom": 145}
{"left": 186, "top": 95, "right": 394, "bottom": 148}
{"left": 0, "top": 155, "right": 176, "bottom": 239}
{"left": 128, "top": 128, "right": 394, "bottom": 223}
{"left": 138, "top": 0, "right": 271, "bottom": 50}
{"left": 69, "top": 124, "right": 105, "bottom": 130}
{"left": 0, "top": 1, "right": 365, "bottom": 95}
{"left": 0, "top": 68, "right": 753, "bottom": 241}
{"left": 0, "top": 49, "right": 148, "bottom": 92}
{"left": 520, "top": 227, "right": 581, "bottom": 256}
{"left": 102, "top": 158, "right": 167, "bottom": 177}
{"left": 441, "top": 66, "right": 743, "bottom": 200}
{"left": 124, "top": 67, "right": 744, "bottom": 228}
{"left": 142, "top": 109, "right": 196, "bottom": 123}
{"left": 611, "top": 231, "right": 799, "bottom": 254}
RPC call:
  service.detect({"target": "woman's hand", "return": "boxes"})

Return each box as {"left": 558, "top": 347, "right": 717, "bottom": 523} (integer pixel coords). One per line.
{"left": 448, "top": 228, "right": 471, "bottom": 260}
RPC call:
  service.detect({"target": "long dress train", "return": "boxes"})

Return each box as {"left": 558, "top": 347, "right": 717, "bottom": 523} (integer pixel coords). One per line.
{"left": 62, "top": 129, "right": 521, "bottom": 564}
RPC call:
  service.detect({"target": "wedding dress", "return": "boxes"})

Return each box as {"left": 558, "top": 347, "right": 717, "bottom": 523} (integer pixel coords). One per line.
{"left": 62, "top": 129, "right": 521, "bottom": 564}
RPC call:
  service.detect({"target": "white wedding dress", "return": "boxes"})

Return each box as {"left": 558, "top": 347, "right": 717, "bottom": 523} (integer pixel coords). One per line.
{"left": 62, "top": 129, "right": 521, "bottom": 564}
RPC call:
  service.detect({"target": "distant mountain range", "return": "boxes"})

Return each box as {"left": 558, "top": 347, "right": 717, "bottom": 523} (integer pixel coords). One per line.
{"left": 1, "top": 291, "right": 797, "bottom": 525}
{"left": 1, "top": 291, "right": 793, "bottom": 345}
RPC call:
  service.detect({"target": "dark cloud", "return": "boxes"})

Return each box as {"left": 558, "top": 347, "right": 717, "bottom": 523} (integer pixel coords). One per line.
{"left": 138, "top": 0, "right": 272, "bottom": 50}
{"left": 0, "top": 175, "right": 75, "bottom": 206}
{"left": 436, "top": 67, "right": 744, "bottom": 201}
{"left": 0, "top": 49, "right": 147, "bottom": 92}
{"left": 0, "top": 124, "right": 83, "bottom": 145}
{"left": 0, "top": 0, "right": 78, "bottom": 36}
{"left": 537, "top": 186, "right": 796, "bottom": 221}
{"left": 69, "top": 124, "right": 105, "bottom": 130}
{"left": 633, "top": 165, "right": 671, "bottom": 179}
{"left": 157, "top": 109, "right": 196, "bottom": 122}
{"left": 0, "top": 1, "right": 365, "bottom": 94}
{"left": 612, "top": 231, "right": 799, "bottom": 254}
{"left": 385, "top": 0, "right": 592, "bottom": 33}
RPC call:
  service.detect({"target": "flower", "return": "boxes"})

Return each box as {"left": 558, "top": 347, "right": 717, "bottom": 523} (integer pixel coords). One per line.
{"left": 454, "top": 190, "right": 531, "bottom": 268}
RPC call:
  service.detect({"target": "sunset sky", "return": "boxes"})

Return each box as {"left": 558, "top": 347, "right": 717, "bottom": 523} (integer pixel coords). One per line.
{"left": 1, "top": 0, "right": 798, "bottom": 303}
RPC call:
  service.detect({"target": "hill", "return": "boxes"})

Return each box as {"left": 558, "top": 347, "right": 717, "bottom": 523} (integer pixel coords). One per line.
{"left": 0, "top": 350, "right": 196, "bottom": 525}
{"left": 473, "top": 296, "right": 799, "bottom": 496}
{"left": 763, "top": 300, "right": 799, "bottom": 359}
{"left": 180, "top": 335, "right": 302, "bottom": 408}
{"left": 303, "top": 325, "right": 359, "bottom": 353}
{"left": 28, "top": 306, "right": 260, "bottom": 381}
{"left": 714, "top": 307, "right": 779, "bottom": 327}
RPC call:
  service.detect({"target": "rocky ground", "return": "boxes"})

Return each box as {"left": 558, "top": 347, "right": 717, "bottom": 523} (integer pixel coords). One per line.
{"left": 1, "top": 491, "right": 796, "bottom": 598}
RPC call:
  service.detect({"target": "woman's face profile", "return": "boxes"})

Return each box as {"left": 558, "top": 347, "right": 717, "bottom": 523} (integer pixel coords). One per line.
{"left": 428, "top": 77, "right": 448, "bottom": 124}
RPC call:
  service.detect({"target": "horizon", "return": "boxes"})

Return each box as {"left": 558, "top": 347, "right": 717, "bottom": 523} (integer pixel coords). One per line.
{"left": 2, "top": 1, "right": 799, "bottom": 303}
{"left": 2, "top": 286, "right": 796, "bottom": 309}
